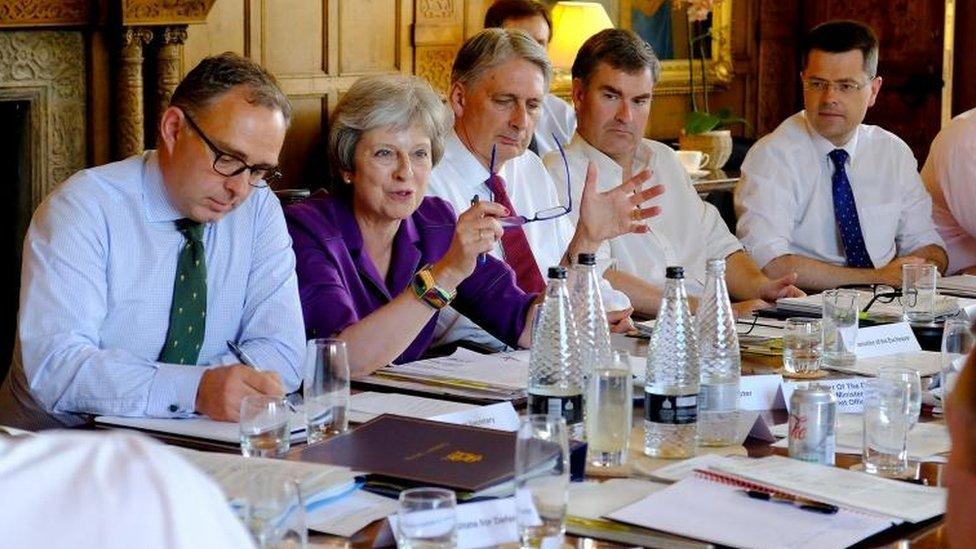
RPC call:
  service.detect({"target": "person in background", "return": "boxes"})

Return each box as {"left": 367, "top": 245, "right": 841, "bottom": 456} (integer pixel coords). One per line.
{"left": 0, "top": 430, "right": 255, "bottom": 548}
{"left": 946, "top": 347, "right": 976, "bottom": 548}
{"left": 736, "top": 20, "right": 946, "bottom": 291}
{"left": 921, "top": 108, "right": 976, "bottom": 275}
{"left": 428, "top": 28, "right": 663, "bottom": 350}
{"left": 0, "top": 53, "right": 305, "bottom": 429}
{"left": 286, "top": 74, "right": 538, "bottom": 376}
{"left": 544, "top": 29, "right": 803, "bottom": 316}
{"left": 483, "top": 0, "right": 575, "bottom": 157}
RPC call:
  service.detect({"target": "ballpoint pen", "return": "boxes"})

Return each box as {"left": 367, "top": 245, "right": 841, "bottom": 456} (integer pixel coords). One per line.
{"left": 471, "top": 194, "right": 486, "bottom": 265}
{"left": 227, "top": 340, "right": 301, "bottom": 410}
{"left": 741, "top": 489, "right": 839, "bottom": 514}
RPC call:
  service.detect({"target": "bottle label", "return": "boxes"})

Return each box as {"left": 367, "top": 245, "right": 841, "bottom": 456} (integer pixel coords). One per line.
{"left": 644, "top": 391, "right": 698, "bottom": 424}
{"left": 528, "top": 393, "right": 584, "bottom": 425}
{"left": 698, "top": 383, "right": 739, "bottom": 410}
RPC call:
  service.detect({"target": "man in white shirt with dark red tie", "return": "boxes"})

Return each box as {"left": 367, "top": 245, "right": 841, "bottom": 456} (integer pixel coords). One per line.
{"left": 736, "top": 20, "right": 946, "bottom": 291}
{"left": 427, "top": 28, "right": 663, "bottom": 348}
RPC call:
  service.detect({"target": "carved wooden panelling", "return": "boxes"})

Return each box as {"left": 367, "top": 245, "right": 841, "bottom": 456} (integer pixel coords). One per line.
{"left": 0, "top": 0, "right": 90, "bottom": 27}
{"left": 122, "top": 0, "right": 216, "bottom": 25}
{"left": 263, "top": 0, "right": 324, "bottom": 75}
{"left": 414, "top": 0, "right": 464, "bottom": 45}
{"left": 415, "top": 46, "right": 457, "bottom": 93}
{"left": 0, "top": 31, "right": 86, "bottom": 204}
{"left": 338, "top": 0, "right": 400, "bottom": 75}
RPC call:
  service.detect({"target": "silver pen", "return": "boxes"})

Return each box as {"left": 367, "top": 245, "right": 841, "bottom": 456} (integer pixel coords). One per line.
{"left": 226, "top": 340, "right": 301, "bottom": 410}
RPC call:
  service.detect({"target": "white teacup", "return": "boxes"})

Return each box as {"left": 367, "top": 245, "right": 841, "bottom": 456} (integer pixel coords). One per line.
{"left": 676, "top": 150, "right": 710, "bottom": 172}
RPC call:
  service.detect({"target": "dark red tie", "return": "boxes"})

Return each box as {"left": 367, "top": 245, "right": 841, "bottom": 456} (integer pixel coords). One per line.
{"left": 485, "top": 173, "right": 546, "bottom": 294}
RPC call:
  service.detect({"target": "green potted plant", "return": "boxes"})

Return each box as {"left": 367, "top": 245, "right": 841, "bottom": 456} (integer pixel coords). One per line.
{"left": 674, "top": 0, "right": 746, "bottom": 170}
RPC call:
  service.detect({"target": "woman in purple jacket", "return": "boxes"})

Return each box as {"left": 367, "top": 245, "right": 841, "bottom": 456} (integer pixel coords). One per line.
{"left": 285, "top": 75, "right": 536, "bottom": 376}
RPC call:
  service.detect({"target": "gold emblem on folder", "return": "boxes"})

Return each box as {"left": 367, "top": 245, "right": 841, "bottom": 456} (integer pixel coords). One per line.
{"left": 443, "top": 450, "right": 483, "bottom": 463}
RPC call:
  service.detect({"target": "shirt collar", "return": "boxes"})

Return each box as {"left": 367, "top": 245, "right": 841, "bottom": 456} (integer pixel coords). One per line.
{"left": 802, "top": 110, "right": 861, "bottom": 166}
{"left": 446, "top": 130, "right": 492, "bottom": 189}
{"left": 570, "top": 131, "right": 654, "bottom": 178}
{"left": 142, "top": 150, "right": 184, "bottom": 224}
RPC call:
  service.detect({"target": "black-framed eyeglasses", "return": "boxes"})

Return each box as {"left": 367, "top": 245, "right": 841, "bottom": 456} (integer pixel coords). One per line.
{"left": 834, "top": 284, "right": 900, "bottom": 313}
{"left": 490, "top": 134, "right": 572, "bottom": 228}
{"left": 181, "top": 110, "right": 282, "bottom": 188}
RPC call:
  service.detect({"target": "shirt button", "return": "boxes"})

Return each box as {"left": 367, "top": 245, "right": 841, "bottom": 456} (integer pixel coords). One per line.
{"left": 169, "top": 404, "right": 179, "bottom": 413}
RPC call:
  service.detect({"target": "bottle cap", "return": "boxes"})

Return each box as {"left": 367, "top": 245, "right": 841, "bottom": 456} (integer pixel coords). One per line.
{"left": 665, "top": 266, "right": 684, "bottom": 279}
{"left": 547, "top": 266, "right": 567, "bottom": 279}
{"left": 577, "top": 253, "right": 596, "bottom": 266}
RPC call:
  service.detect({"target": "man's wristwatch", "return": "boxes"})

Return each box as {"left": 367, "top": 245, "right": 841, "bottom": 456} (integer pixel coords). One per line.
{"left": 411, "top": 264, "right": 456, "bottom": 310}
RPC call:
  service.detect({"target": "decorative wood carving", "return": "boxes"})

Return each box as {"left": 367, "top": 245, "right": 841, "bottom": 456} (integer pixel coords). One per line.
{"left": 418, "top": 0, "right": 456, "bottom": 19}
{"left": 156, "top": 26, "right": 188, "bottom": 119}
{"left": 116, "top": 27, "right": 153, "bottom": 159}
{"left": 0, "top": 30, "right": 86, "bottom": 207}
{"left": 121, "top": 0, "right": 216, "bottom": 25}
{"left": 0, "top": 0, "right": 91, "bottom": 28}
{"left": 415, "top": 46, "right": 458, "bottom": 94}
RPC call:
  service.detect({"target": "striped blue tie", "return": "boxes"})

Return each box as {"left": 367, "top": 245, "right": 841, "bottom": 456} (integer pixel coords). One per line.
{"left": 828, "top": 149, "right": 873, "bottom": 268}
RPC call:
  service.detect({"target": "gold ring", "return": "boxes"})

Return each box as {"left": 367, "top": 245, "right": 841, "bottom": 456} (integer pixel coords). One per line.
{"left": 630, "top": 207, "right": 641, "bottom": 221}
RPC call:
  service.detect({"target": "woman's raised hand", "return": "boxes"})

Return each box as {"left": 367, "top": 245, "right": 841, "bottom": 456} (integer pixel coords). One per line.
{"left": 431, "top": 201, "right": 508, "bottom": 291}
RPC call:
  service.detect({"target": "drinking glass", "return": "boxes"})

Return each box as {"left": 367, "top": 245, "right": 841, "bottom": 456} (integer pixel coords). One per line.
{"left": 516, "top": 415, "right": 569, "bottom": 549}
{"left": 941, "top": 317, "right": 975, "bottom": 406}
{"left": 585, "top": 350, "right": 633, "bottom": 467}
{"left": 303, "top": 338, "right": 350, "bottom": 443}
{"left": 240, "top": 395, "right": 292, "bottom": 458}
{"left": 877, "top": 365, "right": 922, "bottom": 428}
{"left": 861, "top": 378, "right": 912, "bottom": 477}
{"left": 395, "top": 487, "right": 457, "bottom": 549}
{"left": 244, "top": 476, "right": 307, "bottom": 549}
{"left": 822, "top": 289, "right": 859, "bottom": 367}
{"left": 782, "top": 318, "right": 823, "bottom": 375}
{"left": 902, "top": 264, "right": 938, "bottom": 322}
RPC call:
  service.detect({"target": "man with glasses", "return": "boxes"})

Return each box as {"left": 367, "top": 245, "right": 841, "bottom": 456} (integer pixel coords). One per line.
{"left": 0, "top": 53, "right": 305, "bottom": 429}
{"left": 736, "top": 20, "right": 946, "bottom": 291}
{"left": 427, "top": 28, "right": 663, "bottom": 349}
{"left": 545, "top": 29, "right": 802, "bottom": 316}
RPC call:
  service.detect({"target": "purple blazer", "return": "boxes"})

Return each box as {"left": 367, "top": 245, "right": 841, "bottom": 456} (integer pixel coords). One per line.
{"left": 285, "top": 192, "right": 536, "bottom": 364}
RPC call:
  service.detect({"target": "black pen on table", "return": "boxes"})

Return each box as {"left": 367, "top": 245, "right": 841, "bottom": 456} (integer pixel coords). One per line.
{"left": 471, "top": 194, "right": 486, "bottom": 265}
{"left": 741, "top": 489, "right": 839, "bottom": 514}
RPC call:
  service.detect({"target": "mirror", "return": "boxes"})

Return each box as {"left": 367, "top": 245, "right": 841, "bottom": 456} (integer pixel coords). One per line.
{"left": 619, "top": 0, "right": 733, "bottom": 94}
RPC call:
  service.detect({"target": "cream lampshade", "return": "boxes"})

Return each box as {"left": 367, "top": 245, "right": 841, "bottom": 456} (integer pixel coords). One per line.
{"left": 548, "top": 2, "right": 615, "bottom": 70}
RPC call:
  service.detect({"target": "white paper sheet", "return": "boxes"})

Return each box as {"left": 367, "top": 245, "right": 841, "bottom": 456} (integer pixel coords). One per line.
{"left": 307, "top": 489, "right": 398, "bottom": 537}
{"left": 568, "top": 478, "right": 669, "bottom": 519}
{"left": 346, "top": 391, "right": 476, "bottom": 424}
{"left": 827, "top": 350, "right": 942, "bottom": 377}
{"left": 709, "top": 455, "right": 946, "bottom": 523}
{"left": 770, "top": 414, "right": 951, "bottom": 460}
{"left": 607, "top": 475, "right": 894, "bottom": 549}
{"left": 95, "top": 410, "right": 306, "bottom": 443}
{"left": 382, "top": 348, "right": 530, "bottom": 390}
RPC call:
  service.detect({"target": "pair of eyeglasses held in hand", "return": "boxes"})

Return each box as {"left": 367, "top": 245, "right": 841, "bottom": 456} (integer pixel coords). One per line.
{"left": 482, "top": 134, "right": 572, "bottom": 229}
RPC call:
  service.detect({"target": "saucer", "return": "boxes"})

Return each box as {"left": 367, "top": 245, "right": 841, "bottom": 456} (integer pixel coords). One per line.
{"left": 686, "top": 168, "right": 710, "bottom": 180}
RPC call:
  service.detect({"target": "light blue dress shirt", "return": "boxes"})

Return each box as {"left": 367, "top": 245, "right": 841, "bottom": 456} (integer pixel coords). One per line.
{"left": 0, "top": 151, "right": 305, "bottom": 428}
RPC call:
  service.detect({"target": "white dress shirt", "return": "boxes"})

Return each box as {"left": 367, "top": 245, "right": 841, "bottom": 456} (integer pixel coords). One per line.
{"left": 736, "top": 111, "right": 944, "bottom": 269}
{"left": 0, "top": 152, "right": 305, "bottom": 429}
{"left": 921, "top": 108, "right": 976, "bottom": 274}
{"left": 428, "top": 131, "right": 629, "bottom": 348}
{"left": 534, "top": 94, "right": 577, "bottom": 157}
{"left": 543, "top": 134, "right": 742, "bottom": 295}
{"left": 0, "top": 430, "right": 255, "bottom": 549}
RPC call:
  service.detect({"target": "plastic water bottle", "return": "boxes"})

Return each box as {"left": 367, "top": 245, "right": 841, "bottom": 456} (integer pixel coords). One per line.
{"left": 696, "top": 258, "right": 741, "bottom": 446}
{"left": 529, "top": 266, "right": 585, "bottom": 440}
{"left": 571, "top": 253, "right": 613, "bottom": 378}
{"left": 644, "top": 266, "right": 699, "bottom": 458}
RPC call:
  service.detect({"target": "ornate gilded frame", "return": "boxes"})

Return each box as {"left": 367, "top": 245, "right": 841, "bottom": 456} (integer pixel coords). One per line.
{"left": 619, "top": 0, "right": 733, "bottom": 96}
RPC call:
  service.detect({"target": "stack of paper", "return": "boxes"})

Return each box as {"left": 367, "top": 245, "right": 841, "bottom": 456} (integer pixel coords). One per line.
{"left": 346, "top": 391, "right": 477, "bottom": 424}
{"left": 366, "top": 348, "right": 530, "bottom": 401}
{"left": 777, "top": 291, "right": 968, "bottom": 319}
{"left": 95, "top": 410, "right": 307, "bottom": 446}
{"left": 939, "top": 274, "right": 976, "bottom": 297}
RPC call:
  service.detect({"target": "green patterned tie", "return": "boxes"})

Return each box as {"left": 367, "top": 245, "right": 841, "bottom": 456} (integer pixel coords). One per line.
{"left": 159, "top": 219, "right": 207, "bottom": 365}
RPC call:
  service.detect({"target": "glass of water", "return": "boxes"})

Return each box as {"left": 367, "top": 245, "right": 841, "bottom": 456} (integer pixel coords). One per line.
{"left": 303, "top": 338, "right": 350, "bottom": 443}
{"left": 822, "top": 289, "right": 859, "bottom": 367}
{"left": 516, "top": 414, "right": 569, "bottom": 549}
{"left": 395, "top": 487, "right": 457, "bottom": 549}
{"left": 902, "top": 264, "right": 938, "bottom": 322}
{"left": 585, "top": 350, "right": 633, "bottom": 467}
{"left": 240, "top": 395, "right": 292, "bottom": 458}
{"left": 941, "top": 317, "right": 975, "bottom": 406}
{"left": 244, "top": 476, "right": 307, "bottom": 549}
{"left": 877, "top": 365, "right": 922, "bottom": 428}
{"left": 861, "top": 377, "right": 912, "bottom": 477}
{"left": 782, "top": 318, "right": 823, "bottom": 375}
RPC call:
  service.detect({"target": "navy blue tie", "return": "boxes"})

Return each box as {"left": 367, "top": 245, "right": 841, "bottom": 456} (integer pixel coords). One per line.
{"left": 828, "top": 149, "right": 873, "bottom": 268}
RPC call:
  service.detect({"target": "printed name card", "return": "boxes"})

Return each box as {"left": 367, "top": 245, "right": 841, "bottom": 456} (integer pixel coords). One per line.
{"left": 781, "top": 378, "right": 870, "bottom": 413}
{"left": 738, "top": 375, "right": 785, "bottom": 410}
{"left": 855, "top": 322, "right": 921, "bottom": 359}
{"left": 386, "top": 497, "right": 519, "bottom": 548}
{"left": 430, "top": 401, "right": 520, "bottom": 431}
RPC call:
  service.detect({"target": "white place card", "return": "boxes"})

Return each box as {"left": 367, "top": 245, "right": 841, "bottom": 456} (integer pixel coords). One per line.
{"left": 738, "top": 375, "right": 785, "bottom": 410}
{"left": 781, "top": 378, "right": 870, "bottom": 413}
{"left": 386, "top": 497, "right": 519, "bottom": 548}
{"left": 430, "top": 401, "right": 520, "bottom": 431}
{"left": 855, "top": 322, "right": 921, "bottom": 359}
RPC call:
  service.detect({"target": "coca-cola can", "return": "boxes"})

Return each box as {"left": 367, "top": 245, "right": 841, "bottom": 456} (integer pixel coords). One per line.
{"left": 788, "top": 384, "right": 837, "bottom": 465}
